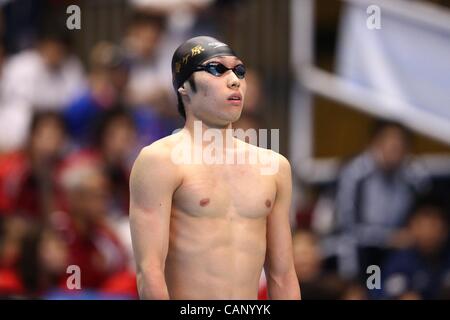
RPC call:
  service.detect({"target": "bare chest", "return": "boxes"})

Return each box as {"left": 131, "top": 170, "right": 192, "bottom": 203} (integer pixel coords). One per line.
{"left": 173, "top": 164, "right": 276, "bottom": 219}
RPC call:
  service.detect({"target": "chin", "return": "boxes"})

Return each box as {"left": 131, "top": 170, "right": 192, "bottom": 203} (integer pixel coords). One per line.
{"left": 227, "top": 109, "right": 243, "bottom": 122}
{"left": 197, "top": 110, "right": 242, "bottom": 127}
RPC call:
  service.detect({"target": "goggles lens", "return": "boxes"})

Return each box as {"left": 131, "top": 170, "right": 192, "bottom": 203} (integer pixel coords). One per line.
{"left": 196, "top": 62, "right": 246, "bottom": 79}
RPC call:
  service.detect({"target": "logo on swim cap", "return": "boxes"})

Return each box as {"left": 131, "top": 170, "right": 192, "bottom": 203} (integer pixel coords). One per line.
{"left": 208, "top": 42, "right": 227, "bottom": 49}
{"left": 174, "top": 45, "right": 206, "bottom": 74}
{"left": 171, "top": 36, "right": 239, "bottom": 89}
{"left": 191, "top": 45, "right": 205, "bottom": 56}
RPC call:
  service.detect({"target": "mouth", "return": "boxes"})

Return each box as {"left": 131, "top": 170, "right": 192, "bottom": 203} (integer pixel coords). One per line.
{"left": 227, "top": 93, "right": 242, "bottom": 106}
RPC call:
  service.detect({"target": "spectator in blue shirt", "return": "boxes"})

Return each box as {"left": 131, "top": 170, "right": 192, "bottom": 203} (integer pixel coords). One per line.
{"left": 378, "top": 200, "right": 450, "bottom": 299}
{"left": 334, "top": 121, "right": 430, "bottom": 279}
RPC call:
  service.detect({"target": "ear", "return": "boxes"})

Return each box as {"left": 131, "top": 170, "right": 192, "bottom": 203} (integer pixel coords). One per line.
{"left": 178, "top": 85, "right": 188, "bottom": 96}
{"left": 178, "top": 84, "right": 191, "bottom": 105}
{"left": 178, "top": 83, "right": 188, "bottom": 97}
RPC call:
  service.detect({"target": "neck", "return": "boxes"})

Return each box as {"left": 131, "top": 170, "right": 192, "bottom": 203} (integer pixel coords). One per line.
{"left": 183, "top": 117, "right": 237, "bottom": 150}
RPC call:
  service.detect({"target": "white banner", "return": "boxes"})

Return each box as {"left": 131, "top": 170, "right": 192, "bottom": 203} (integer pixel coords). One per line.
{"left": 336, "top": 1, "right": 450, "bottom": 124}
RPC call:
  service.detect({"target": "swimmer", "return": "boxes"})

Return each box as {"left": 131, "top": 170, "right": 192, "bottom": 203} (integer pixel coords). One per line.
{"left": 129, "top": 36, "right": 301, "bottom": 300}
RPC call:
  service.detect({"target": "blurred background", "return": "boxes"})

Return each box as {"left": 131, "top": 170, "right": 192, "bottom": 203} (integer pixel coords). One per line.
{"left": 0, "top": 0, "right": 449, "bottom": 300}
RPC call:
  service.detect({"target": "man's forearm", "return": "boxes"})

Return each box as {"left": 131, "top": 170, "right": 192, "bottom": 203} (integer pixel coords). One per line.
{"left": 267, "top": 270, "right": 301, "bottom": 300}
{"left": 137, "top": 271, "right": 170, "bottom": 300}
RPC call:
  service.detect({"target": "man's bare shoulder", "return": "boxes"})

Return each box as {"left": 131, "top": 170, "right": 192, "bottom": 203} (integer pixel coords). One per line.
{"left": 265, "top": 149, "right": 291, "bottom": 179}
{"left": 130, "top": 132, "right": 184, "bottom": 194}
{"left": 233, "top": 138, "right": 290, "bottom": 178}
{"left": 136, "top": 131, "right": 185, "bottom": 164}
{"left": 272, "top": 151, "right": 291, "bottom": 171}
{"left": 130, "top": 132, "right": 188, "bottom": 190}
{"left": 235, "top": 138, "right": 290, "bottom": 166}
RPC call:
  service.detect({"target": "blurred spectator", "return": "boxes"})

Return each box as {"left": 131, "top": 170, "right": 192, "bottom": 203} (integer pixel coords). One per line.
{"left": 122, "top": 10, "right": 183, "bottom": 144}
{"left": 0, "top": 215, "right": 29, "bottom": 297}
{"left": 233, "top": 68, "right": 264, "bottom": 132}
{"left": 293, "top": 229, "right": 348, "bottom": 299}
{"left": 128, "top": 0, "right": 217, "bottom": 41}
{"left": 378, "top": 200, "right": 450, "bottom": 300}
{"left": 1, "top": 27, "right": 85, "bottom": 110}
{"left": 123, "top": 10, "right": 172, "bottom": 112}
{"left": 123, "top": 8, "right": 195, "bottom": 146}
{"left": 0, "top": 27, "right": 85, "bottom": 152}
{"left": 63, "top": 108, "right": 137, "bottom": 217}
{"left": 340, "top": 280, "right": 368, "bottom": 300}
{"left": 95, "top": 109, "right": 137, "bottom": 214}
{"left": 1, "top": 0, "right": 44, "bottom": 53}
{"left": 0, "top": 111, "right": 67, "bottom": 219}
{"left": 64, "top": 37, "right": 179, "bottom": 150}
{"left": 17, "top": 223, "right": 69, "bottom": 298}
{"left": 0, "top": 35, "right": 30, "bottom": 153}
{"left": 241, "top": 68, "right": 263, "bottom": 115}
{"left": 334, "top": 120, "right": 430, "bottom": 279}
{"left": 95, "top": 107, "right": 138, "bottom": 173}
{"left": 99, "top": 269, "right": 138, "bottom": 299}
{"left": 64, "top": 42, "right": 129, "bottom": 147}
{"left": 129, "top": 0, "right": 214, "bottom": 13}
{"left": 54, "top": 161, "right": 129, "bottom": 289}
{"left": 233, "top": 69, "right": 266, "bottom": 145}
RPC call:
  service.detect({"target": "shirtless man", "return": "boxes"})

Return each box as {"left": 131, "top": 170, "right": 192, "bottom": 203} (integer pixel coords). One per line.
{"left": 129, "top": 36, "right": 301, "bottom": 300}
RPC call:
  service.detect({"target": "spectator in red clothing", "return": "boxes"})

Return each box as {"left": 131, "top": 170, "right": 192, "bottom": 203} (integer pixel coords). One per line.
{"left": 96, "top": 108, "right": 137, "bottom": 216}
{"left": 100, "top": 269, "right": 139, "bottom": 299}
{"left": 0, "top": 111, "right": 67, "bottom": 219}
{"left": 54, "top": 161, "right": 128, "bottom": 289}
{"left": 17, "top": 223, "right": 69, "bottom": 298}
{"left": 62, "top": 107, "right": 137, "bottom": 217}
{"left": 0, "top": 216, "right": 30, "bottom": 297}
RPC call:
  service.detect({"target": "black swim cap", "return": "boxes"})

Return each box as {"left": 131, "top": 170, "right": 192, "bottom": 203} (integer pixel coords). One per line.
{"left": 171, "top": 36, "right": 238, "bottom": 90}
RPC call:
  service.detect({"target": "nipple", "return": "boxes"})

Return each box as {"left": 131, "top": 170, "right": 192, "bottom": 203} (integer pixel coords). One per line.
{"left": 200, "top": 198, "right": 210, "bottom": 207}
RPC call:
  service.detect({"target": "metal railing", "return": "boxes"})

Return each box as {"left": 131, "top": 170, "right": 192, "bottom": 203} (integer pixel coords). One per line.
{"left": 290, "top": 0, "right": 450, "bottom": 184}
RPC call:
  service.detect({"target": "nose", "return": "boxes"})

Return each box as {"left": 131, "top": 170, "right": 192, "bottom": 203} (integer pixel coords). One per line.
{"left": 227, "top": 71, "right": 240, "bottom": 89}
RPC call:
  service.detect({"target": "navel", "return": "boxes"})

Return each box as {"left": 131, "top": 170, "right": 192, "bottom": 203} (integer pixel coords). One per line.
{"left": 265, "top": 199, "right": 272, "bottom": 208}
{"left": 200, "top": 198, "right": 210, "bottom": 207}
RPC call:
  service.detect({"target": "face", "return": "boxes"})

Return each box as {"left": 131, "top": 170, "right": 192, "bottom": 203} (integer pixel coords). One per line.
{"left": 293, "top": 232, "right": 322, "bottom": 282}
{"left": 30, "top": 117, "right": 66, "bottom": 162}
{"left": 374, "top": 127, "right": 409, "bottom": 170}
{"left": 102, "top": 116, "right": 137, "bottom": 162}
{"left": 341, "top": 284, "right": 368, "bottom": 300}
{"left": 70, "top": 172, "right": 110, "bottom": 222}
{"left": 0, "top": 216, "right": 29, "bottom": 267}
{"left": 409, "top": 208, "right": 448, "bottom": 254}
{"left": 38, "top": 229, "right": 69, "bottom": 275}
{"left": 128, "top": 23, "right": 162, "bottom": 58}
{"left": 111, "top": 67, "right": 129, "bottom": 91}
{"left": 182, "top": 55, "right": 247, "bottom": 127}
{"left": 39, "top": 40, "right": 67, "bottom": 69}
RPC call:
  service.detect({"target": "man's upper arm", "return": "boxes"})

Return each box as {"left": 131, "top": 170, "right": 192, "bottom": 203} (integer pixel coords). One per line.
{"left": 265, "top": 154, "right": 294, "bottom": 275}
{"left": 264, "top": 154, "right": 300, "bottom": 298}
{"left": 129, "top": 146, "right": 180, "bottom": 274}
